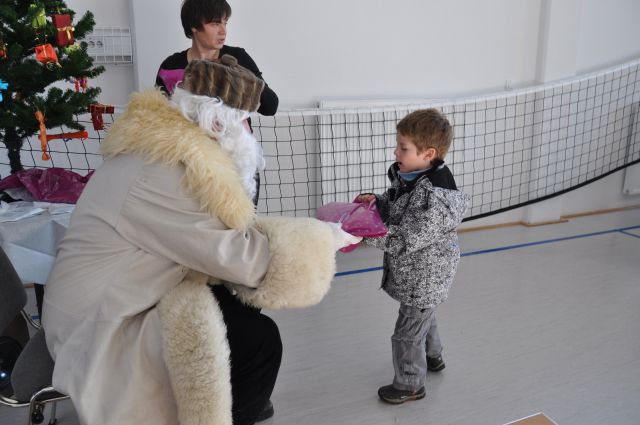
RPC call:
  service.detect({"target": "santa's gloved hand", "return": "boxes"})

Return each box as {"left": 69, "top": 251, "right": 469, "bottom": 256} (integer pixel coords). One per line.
{"left": 327, "top": 222, "right": 363, "bottom": 251}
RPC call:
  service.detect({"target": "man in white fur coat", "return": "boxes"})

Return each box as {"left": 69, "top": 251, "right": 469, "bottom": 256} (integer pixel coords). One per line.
{"left": 42, "top": 55, "right": 359, "bottom": 425}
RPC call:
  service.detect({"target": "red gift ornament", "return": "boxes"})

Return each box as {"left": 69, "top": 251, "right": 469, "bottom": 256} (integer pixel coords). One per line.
{"left": 35, "top": 43, "right": 60, "bottom": 66}
{"left": 90, "top": 103, "right": 115, "bottom": 130}
{"left": 70, "top": 76, "right": 88, "bottom": 92}
{"left": 52, "top": 14, "right": 74, "bottom": 47}
{"left": 0, "top": 41, "right": 7, "bottom": 59}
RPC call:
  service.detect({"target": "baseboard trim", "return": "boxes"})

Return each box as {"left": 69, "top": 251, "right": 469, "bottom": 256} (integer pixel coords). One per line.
{"left": 521, "top": 218, "right": 569, "bottom": 227}
{"left": 459, "top": 204, "right": 640, "bottom": 233}
{"left": 458, "top": 221, "right": 522, "bottom": 233}
{"left": 560, "top": 204, "right": 640, "bottom": 219}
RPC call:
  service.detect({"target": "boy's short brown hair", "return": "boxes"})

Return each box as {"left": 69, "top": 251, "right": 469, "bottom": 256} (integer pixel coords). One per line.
{"left": 181, "top": 0, "right": 232, "bottom": 39}
{"left": 396, "top": 108, "right": 453, "bottom": 160}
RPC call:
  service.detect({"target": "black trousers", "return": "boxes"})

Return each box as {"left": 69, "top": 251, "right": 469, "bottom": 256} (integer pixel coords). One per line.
{"left": 211, "top": 285, "right": 282, "bottom": 425}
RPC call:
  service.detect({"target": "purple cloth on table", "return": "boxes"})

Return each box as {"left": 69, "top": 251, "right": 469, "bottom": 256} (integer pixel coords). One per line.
{"left": 0, "top": 168, "right": 93, "bottom": 204}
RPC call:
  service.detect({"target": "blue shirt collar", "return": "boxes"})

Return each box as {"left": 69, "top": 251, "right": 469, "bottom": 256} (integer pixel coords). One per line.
{"left": 398, "top": 164, "right": 444, "bottom": 181}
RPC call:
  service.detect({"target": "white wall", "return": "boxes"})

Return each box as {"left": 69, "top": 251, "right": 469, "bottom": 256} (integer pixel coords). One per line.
{"left": 576, "top": 0, "right": 640, "bottom": 72}
{"left": 65, "top": 0, "right": 640, "bottom": 223}
{"left": 128, "top": 0, "right": 184, "bottom": 94}
{"left": 66, "top": 0, "right": 135, "bottom": 107}
{"left": 131, "top": 0, "right": 543, "bottom": 109}
{"left": 520, "top": 0, "right": 640, "bottom": 226}
{"left": 72, "top": 0, "right": 640, "bottom": 109}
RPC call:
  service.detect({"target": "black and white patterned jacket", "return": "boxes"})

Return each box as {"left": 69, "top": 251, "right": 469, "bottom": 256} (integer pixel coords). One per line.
{"left": 364, "top": 163, "right": 470, "bottom": 309}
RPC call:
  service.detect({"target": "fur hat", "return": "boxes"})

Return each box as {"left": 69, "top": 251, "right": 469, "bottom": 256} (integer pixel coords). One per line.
{"left": 180, "top": 55, "right": 265, "bottom": 112}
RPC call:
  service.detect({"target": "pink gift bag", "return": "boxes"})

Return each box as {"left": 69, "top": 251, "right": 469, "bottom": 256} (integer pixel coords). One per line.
{"left": 316, "top": 200, "right": 387, "bottom": 252}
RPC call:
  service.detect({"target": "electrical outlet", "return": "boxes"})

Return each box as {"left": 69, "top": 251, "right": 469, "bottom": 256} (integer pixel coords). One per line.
{"left": 83, "top": 27, "right": 133, "bottom": 64}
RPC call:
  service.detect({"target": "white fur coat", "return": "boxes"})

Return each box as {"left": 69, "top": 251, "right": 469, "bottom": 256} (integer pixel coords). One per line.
{"left": 42, "top": 90, "right": 336, "bottom": 425}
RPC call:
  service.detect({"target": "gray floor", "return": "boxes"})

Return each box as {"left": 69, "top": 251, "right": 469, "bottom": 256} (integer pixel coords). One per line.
{"left": 2, "top": 208, "right": 639, "bottom": 425}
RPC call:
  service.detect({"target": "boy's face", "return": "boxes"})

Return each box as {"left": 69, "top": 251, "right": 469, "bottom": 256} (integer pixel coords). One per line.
{"left": 394, "top": 133, "right": 436, "bottom": 173}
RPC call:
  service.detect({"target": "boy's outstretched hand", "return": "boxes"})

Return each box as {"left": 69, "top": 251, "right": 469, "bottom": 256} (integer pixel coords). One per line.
{"left": 354, "top": 193, "right": 376, "bottom": 204}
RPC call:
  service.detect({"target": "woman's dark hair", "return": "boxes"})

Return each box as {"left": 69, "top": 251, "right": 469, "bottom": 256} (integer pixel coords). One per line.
{"left": 180, "top": 0, "right": 232, "bottom": 39}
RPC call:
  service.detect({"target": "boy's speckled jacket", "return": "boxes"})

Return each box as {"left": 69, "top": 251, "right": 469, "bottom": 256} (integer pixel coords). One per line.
{"left": 364, "top": 164, "right": 470, "bottom": 309}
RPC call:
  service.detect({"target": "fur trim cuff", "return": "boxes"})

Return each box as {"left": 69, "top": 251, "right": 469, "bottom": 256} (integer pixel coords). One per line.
{"left": 158, "top": 272, "right": 232, "bottom": 425}
{"left": 231, "top": 217, "right": 336, "bottom": 309}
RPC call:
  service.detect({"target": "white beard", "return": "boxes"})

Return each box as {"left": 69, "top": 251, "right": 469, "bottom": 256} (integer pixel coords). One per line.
{"left": 171, "top": 87, "right": 265, "bottom": 200}
{"left": 216, "top": 122, "right": 265, "bottom": 201}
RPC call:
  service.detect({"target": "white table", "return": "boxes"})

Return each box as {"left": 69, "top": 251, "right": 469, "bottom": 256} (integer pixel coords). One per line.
{"left": 0, "top": 212, "right": 71, "bottom": 284}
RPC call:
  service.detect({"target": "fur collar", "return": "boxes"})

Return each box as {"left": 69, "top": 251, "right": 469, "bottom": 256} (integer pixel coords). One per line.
{"left": 101, "top": 89, "right": 255, "bottom": 230}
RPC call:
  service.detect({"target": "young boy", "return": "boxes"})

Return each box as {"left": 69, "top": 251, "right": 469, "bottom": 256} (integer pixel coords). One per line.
{"left": 355, "top": 108, "right": 469, "bottom": 404}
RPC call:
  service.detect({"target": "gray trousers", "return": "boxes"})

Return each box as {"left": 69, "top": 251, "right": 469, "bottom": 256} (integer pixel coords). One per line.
{"left": 391, "top": 303, "right": 442, "bottom": 390}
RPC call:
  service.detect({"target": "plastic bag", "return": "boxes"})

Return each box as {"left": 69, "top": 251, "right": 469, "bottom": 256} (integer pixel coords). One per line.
{"left": 0, "top": 168, "right": 93, "bottom": 204}
{"left": 316, "top": 200, "right": 387, "bottom": 252}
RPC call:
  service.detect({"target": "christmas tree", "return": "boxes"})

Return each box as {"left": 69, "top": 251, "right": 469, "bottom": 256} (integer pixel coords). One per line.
{"left": 0, "top": 0, "right": 105, "bottom": 173}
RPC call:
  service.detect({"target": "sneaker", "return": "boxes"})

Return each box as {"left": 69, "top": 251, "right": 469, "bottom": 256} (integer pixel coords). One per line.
{"left": 255, "top": 400, "right": 274, "bottom": 422}
{"left": 427, "top": 355, "right": 445, "bottom": 372}
{"left": 378, "top": 384, "right": 426, "bottom": 404}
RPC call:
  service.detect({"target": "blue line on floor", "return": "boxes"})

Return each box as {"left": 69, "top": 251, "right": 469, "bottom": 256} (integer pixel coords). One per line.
{"left": 335, "top": 224, "right": 640, "bottom": 277}
{"left": 461, "top": 225, "right": 640, "bottom": 257}
{"left": 336, "top": 266, "right": 383, "bottom": 277}
{"left": 620, "top": 230, "right": 640, "bottom": 239}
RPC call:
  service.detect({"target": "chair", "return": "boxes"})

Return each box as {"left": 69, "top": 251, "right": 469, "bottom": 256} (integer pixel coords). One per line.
{"left": 0, "top": 247, "right": 69, "bottom": 425}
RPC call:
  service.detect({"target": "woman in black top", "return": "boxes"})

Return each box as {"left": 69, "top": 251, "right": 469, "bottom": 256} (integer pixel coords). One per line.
{"left": 156, "top": 0, "right": 278, "bottom": 116}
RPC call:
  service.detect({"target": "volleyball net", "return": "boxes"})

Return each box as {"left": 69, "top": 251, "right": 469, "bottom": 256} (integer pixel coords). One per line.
{"left": 2, "top": 58, "right": 639, "bottom": 221}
